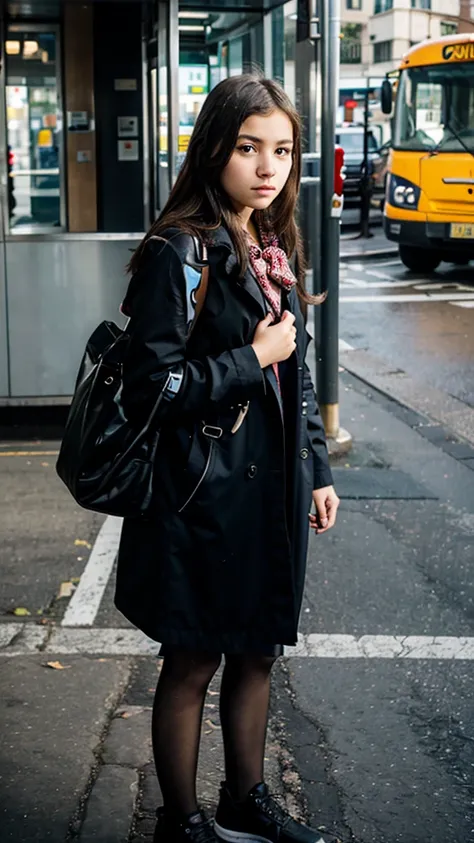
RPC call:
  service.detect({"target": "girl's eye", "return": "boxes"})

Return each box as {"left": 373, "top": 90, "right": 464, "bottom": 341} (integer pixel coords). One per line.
{"left": 276, "top": 147, "right": 292, "bottom": 157}
{"left": 238, "top": 144, "right": 256, "bottom": 154}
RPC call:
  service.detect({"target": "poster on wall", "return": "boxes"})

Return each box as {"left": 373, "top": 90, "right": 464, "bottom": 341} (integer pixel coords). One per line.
{"left": 118, "top": 140, "right": 139, "bottom": 161}
{"left": 118, "top": 116, "right": 138, "bottom": 138}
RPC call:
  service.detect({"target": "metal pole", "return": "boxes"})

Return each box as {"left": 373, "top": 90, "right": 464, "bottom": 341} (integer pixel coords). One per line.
{"left": 359, "top": 81, "right": 372, "bottom": 238}
{"left": 318, "top": 0, "right": 340, "bottom": 439}
{"left": 167, "top": 0, "right": 179, "bottom": 189}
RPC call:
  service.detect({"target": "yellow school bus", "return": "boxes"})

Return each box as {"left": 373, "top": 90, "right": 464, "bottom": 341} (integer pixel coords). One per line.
{"left": 381, "top": 35, "right": 474, "bottom": 272}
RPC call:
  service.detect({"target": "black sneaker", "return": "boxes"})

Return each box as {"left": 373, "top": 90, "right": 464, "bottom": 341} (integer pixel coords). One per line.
{"left": 154, "top": 806, "right": 219, "bottom": 843}
{"left": 214, "top": 782, "right": 326, "bottom": 843}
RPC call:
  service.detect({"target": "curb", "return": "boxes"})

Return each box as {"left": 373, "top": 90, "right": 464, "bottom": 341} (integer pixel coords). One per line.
{"left": 340, "top": 247, "right": 398, "bottom": 262}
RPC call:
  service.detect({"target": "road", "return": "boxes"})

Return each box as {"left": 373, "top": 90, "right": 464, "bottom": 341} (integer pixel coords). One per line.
{"left": 1, "top": 252, "right": 474, "bottom": 841}
{"left": 339, "top": 257, "right": 474, "bottom": 406}
{"left": 289, "top": 253, "right": 474, "bottom": 842}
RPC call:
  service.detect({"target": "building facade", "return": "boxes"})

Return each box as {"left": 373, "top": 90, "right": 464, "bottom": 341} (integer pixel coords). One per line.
{"left": 340, "top": 0, "right": 474, "bottom": 80}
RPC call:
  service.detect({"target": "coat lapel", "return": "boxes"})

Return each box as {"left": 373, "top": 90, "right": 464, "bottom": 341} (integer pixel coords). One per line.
{"left": 207, "top": 224, "right": 288, "bottom": 416}
{"left": 207, "top": 224, "right": 268, "bottom": 320}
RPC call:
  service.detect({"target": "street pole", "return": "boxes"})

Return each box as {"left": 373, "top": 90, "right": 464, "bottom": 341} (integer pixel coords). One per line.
{"left": 359, "top": 81, "right": 373, "bottom": 239}
{"left": 318, "top": 0, "right": 341, "bottom": 440}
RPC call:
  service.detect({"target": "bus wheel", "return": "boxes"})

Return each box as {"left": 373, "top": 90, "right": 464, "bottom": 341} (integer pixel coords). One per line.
{"left": 399, "top": 245, "right": 441, "bottom": 273}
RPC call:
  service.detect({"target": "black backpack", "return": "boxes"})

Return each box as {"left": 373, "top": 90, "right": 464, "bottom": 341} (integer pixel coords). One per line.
{"left": 56, "top": 235, "right": 208, "bottom": 517}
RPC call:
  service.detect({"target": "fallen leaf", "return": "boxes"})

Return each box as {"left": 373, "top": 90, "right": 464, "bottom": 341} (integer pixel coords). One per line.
{"left": 41, "top": 462, "right": 49, "bottom": 467}
{"left": 119, "top": 711, "right": 132, "bottom": 719}
{"left": 71, "top": 577, "right": 81, "bottom": 584}
{"left": 74, "top": 539, "right": 92, "bottom": 550}
{"left": 45, "top": 661, "right": 71, "bottom": 670}
{"left": 204, "top": 719, "right": 220, "bottom": 730}
{"left": 57, "top": 581, "right": 76, "bottom": 599}
{"left": 13, "top": 607, "right": 30, "bottom": 616}
{"left": 207, "top": 690, "right": 219, "bottom": 696}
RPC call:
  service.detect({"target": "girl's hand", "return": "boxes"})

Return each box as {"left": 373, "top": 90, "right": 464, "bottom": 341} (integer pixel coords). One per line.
{"left": 251, "top": 310, "right": 296, "bottom": 369}
{"left": 309, "top": 486, "right": 339, "bottom": 534}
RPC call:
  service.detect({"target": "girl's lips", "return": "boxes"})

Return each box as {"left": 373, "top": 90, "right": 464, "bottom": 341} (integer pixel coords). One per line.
{"left": 253, "top": 186, "right": 276, "bottom": 193}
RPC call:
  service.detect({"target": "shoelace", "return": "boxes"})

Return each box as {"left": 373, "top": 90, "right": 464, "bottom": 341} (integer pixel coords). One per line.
{"left": 254, "top": 793, "right": 290, "bottom": 826}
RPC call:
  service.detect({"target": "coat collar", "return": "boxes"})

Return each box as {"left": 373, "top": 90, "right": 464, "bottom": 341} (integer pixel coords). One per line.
{"left": 206, "top": 224, "right": 269, "bottom": 319}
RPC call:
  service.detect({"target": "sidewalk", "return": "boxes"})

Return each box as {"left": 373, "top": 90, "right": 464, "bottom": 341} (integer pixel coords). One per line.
{"left": 339, "top": 228, "right": 397, "bottom": 261}
{"left": 2, "top": 359, "right": 474, "bottom": 841}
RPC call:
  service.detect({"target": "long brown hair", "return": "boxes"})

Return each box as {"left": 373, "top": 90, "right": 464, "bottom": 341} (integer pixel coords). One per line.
{"left": 129, "top": 73, "right": 322, "bottom": 305}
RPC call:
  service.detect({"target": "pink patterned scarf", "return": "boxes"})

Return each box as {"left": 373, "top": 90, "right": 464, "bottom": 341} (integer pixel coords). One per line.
{"left": 246, "top": 228, "right": 297, "bottom": 389}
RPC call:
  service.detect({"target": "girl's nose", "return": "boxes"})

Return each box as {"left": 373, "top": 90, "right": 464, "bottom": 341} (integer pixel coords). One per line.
{"left": 256, "top": 156, "right": 276, "bottom": 179}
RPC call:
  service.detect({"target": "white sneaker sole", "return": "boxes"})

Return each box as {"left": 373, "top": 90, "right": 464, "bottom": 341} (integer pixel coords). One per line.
{"left": 214, "top": 822, "right": 325, "bottom": 843}
{"left": 213, "top": 823, "right": 272, "bottom": 843}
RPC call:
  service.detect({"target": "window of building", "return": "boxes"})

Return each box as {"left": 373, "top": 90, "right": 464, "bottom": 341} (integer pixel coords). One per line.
{"left": 271, "top": 2, "right": 300, "bottom": 102}
{"left": 411, "top": 0, "right": 431, "bottom": 8}
{"left": 440, "top": 21, "right": 457, "bottom": 35}
{"left": 374, "top": 0, "right": 393, "bottom": 13}
{"left": 373, "top": 40, "right": 393, "bottom": 62}
{"left": 5, "top": 26, "right": 64, "bottom": 233}
{"left": 346, "top": 0, "right": 362, "bottom": 10}
{"left": 341, "top": 23, "right": 362, "bottom": 64}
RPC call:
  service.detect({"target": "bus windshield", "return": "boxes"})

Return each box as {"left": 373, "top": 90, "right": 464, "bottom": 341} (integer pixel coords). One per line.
{"left": 393, "top": 63, "right": 474, "bottom": 153}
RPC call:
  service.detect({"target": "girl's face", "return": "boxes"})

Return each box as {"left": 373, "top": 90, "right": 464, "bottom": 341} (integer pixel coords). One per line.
{"left": 220, "top": 109, "right": 294, "bottom": 220}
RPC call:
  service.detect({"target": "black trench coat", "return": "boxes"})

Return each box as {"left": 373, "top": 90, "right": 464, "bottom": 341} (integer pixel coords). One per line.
{"left": 115, "top": 225, "right": 333, "bottom": 653}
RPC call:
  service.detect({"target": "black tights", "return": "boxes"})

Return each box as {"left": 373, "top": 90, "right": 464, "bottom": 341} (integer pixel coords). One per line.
{"left": 152, "top": 650, "right": 278, "bottom": 816}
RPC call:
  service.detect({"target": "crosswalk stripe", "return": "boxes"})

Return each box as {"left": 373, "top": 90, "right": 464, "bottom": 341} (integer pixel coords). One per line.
{"left": 341, "top": 280, "right": 416, "bottom": 289}
{"left": 365, "top": 269, "right": 396, "bottom": 280}
{"left": 339, "top": 339, "right": 355, "bottom": 351}
{"left": 2, "top": 626, "right": 474, "bottom": 659}
{"left": 340, "top": 292, "right": 474, "bottom": 304}
{"left": 61, "top": 516, "right": 123, "bottom": 627}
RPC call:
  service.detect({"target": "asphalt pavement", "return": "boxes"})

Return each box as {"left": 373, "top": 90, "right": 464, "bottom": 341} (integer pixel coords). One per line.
{"left": 1, "top": 249, "right": 474, "bottom": 842}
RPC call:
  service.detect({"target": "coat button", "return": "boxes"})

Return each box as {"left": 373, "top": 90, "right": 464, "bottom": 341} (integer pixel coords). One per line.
{"left": 299, "top": 448, "right": 309, "bottom": 460}
{"left": 247, "top": 464, "right": 258, "bottom": 478}
{"left": 302, "top": 400, "right": 308, "bottom": 408}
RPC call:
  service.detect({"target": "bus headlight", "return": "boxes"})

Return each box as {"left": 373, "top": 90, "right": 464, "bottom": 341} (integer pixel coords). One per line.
{"left": 389, "top": 175, "right": 420, "bottom": 210}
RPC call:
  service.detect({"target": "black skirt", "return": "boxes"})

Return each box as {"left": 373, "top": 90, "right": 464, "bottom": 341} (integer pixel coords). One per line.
{"left": 159, "top": 644, "right": 284, "bottom": 658}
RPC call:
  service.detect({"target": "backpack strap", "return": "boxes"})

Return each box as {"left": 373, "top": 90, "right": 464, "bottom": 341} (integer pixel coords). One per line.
{"left": 148, "top": 234, "right": 209, "bottom": 335}
{"left": 192, "top": 242, "right": 208, "bottom": 331}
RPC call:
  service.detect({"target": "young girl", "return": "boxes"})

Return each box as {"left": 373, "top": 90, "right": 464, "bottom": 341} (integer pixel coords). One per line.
{"left": 116, "top": 73, "right": 339, "bottom": 843}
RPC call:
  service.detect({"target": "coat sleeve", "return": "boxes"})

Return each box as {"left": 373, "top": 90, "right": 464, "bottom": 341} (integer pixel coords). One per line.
{"left": 121, "top": 237, "right": 265, "bottom": 426}
{"left": 302, "top": 360, "right": 334, "bottom": 490}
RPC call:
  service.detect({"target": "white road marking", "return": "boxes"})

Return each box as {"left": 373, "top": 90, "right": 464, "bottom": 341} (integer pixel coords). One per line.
{"left": 339, "top": 338, "right": 355, "bottom": 351}
{"left": 413, "top": 282, "right": 474, "bottom": 292}
{"left": 373, "top": 260, "right": 401, "bottom": 267}
{"left": 340, "top": 292, "right": 474, "bottom": 304}
{"left": 365, "top": 269, "right": 396, "bottom": 280}
{"left": 450, "top": 301, "right": 474, "bottom": 308}
{"left": 341, "top": 280, "right": 416, "bottom": 289}
{"left": 288, "top": 634, "right": 474, "bottom": 660}
{"left": 2, "top": 626, "right": 474, "bottom": 660}
{"left": 61, "top": 516, "right": 123, "bottom": 627}
{"left": 340, "top": 278, "right": 367, "bottom": 287}
{"left": 344, "top": 262, "right": 365, "bottom": 272}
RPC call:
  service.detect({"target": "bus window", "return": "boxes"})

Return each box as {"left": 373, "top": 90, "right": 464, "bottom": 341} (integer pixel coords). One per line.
{"left": 394, "top": 64, "right": 474, "bottom": 153}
